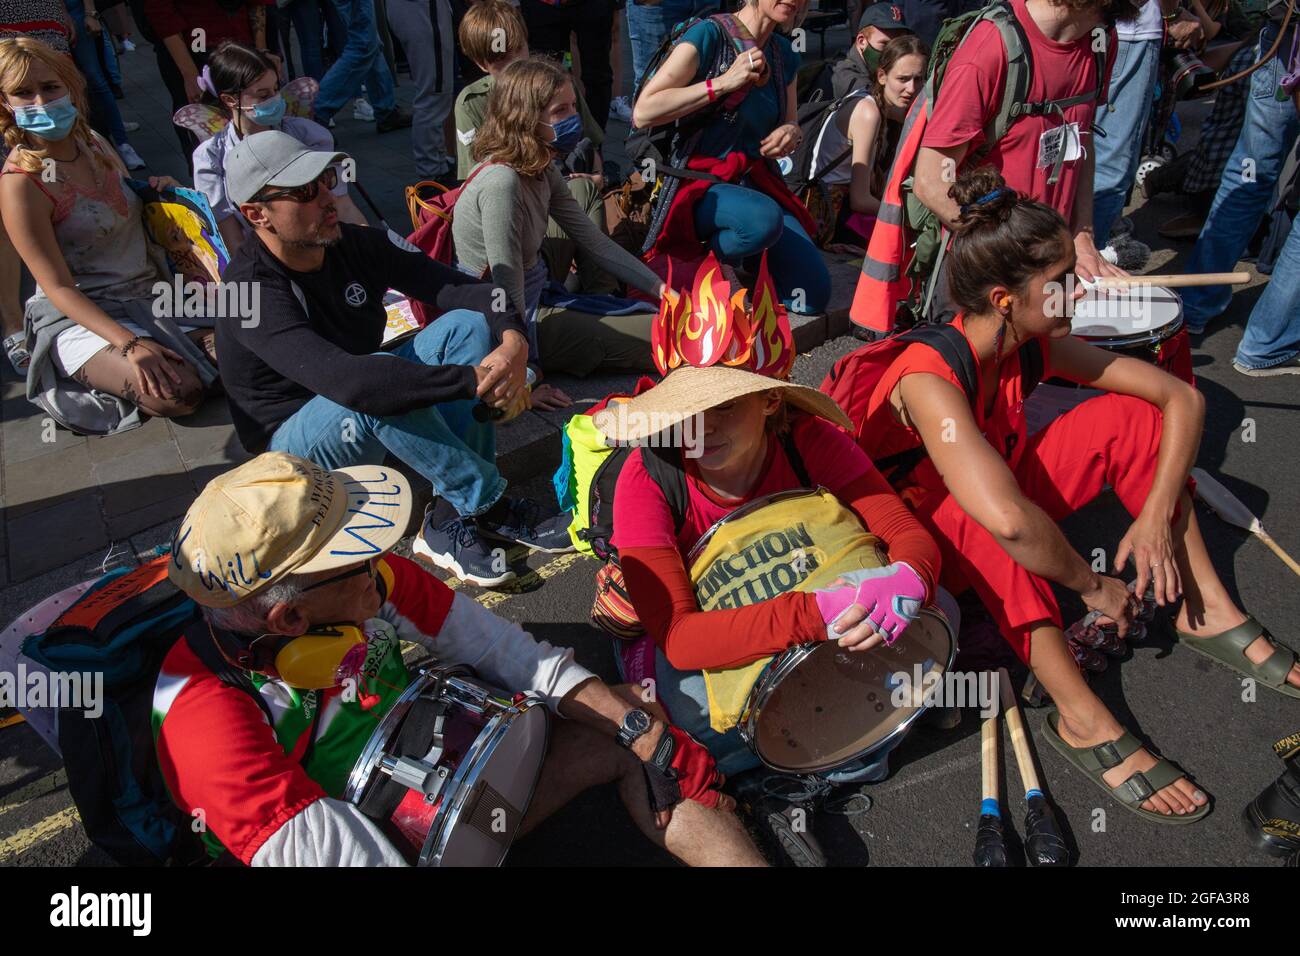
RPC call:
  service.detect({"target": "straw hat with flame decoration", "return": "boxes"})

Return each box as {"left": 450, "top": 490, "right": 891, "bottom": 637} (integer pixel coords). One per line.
{"left": 594, "top": 252, "right": 851, "bottom": 444}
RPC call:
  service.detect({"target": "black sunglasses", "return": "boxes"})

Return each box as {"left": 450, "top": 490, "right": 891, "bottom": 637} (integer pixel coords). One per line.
{"left": 301, "top": 558, "right": 376, "bottom": 593}
{"left": 255, "top": 166, "right": 339, "bottom": 204}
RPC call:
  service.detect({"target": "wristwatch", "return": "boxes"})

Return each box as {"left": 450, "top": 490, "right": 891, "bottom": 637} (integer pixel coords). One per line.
{"left": 616, "top": 708, "right": 654, "bottom": 749}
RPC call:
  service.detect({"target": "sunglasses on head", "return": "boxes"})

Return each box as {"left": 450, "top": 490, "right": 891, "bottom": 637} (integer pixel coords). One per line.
{"left": 255, "top": 166, "right": 339, "bottom": 204}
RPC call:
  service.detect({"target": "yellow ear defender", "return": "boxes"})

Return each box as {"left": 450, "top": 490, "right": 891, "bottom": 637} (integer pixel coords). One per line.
{"left": 273, "top": 624, "right": 368, "bottom": 690}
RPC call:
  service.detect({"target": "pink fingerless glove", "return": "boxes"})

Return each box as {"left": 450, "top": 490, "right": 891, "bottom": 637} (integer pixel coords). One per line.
{"left": 813, "top": 562, "right": 926, "bottom": 645}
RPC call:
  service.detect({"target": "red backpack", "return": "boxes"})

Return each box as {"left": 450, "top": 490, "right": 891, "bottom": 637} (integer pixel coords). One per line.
{"left": 403, "top": 164, "right": 496, "bottom": 326}
{"left": 822, "top": 325, "right": 1042, "bottom": 482}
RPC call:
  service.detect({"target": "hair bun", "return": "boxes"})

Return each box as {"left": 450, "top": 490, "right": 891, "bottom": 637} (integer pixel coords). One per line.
{"left": 948, "top": 165, "right": 1020, "bottom": 236}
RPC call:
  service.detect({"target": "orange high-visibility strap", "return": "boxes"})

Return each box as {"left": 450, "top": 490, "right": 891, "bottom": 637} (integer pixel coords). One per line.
{"left": 850, "top": 96, "right": 931, "bottom": 334}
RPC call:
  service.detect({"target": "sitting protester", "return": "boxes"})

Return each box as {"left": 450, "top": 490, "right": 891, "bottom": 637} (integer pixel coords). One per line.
{"left": 160, "top": 452, "right": 765, "bottom": 866}
{"left": 454, "top": 1, "right": 615, "bottom": 297}
{"left": 217, "top": 132, "right": 571, "bottom": 587}
{"left": 832, "top": 1, "right": 915, "bottom": 98}
{"left": 0, "top": 37, "right": 217, "bottom": 434}
{"left": 454, "top": 57, "right": 666, "bottom": 378}
{"left": 632, "top": 0, "right": 831, "bottom": 315}
{"left": 191, "top": 40, "right": 368, "bottom": 258}
{"left": 852, "top": 167, "right": 1300, "bottom": 823}
{"left": 604, "top": 259, "right": 945, "bottom": 785}
{"left": 810, "top": 35, "right": 927, "bottom": 247}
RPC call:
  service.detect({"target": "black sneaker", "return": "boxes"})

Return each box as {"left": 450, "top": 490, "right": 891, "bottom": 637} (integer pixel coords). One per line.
{"left": 375, "top": 106, "right": 413, "bottom": 133}
{"left": 412, "top": 508, "right": 516, "bottom": 587}
{"left": 477, "top": 498, "right": 575, "bottom": 554}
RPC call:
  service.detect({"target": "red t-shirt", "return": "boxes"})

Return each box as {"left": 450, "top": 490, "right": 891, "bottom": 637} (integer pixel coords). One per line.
{"left": 862, "top": 315, "right": 1056, "bottom": 512}
{"left": 613, "top": 414, "right": 941, "bottom": 670}
{"left": 920, "top": 0, "right": 1116, "bottom": 224}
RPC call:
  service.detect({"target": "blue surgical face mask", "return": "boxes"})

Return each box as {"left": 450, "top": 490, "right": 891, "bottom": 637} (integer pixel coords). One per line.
{"left": 12, "top": 95, "right": 78, "bottom": 141}
{"left": 546, "top": 112, "right": 583, "bottom": 155}
{"left": 243, "top": 93, "right": 286, "bottom": 128}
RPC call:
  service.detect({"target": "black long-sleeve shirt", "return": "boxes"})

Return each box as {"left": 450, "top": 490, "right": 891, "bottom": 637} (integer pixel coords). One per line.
{"left": 217, "top": 223, "right": 526, "bottom": 452}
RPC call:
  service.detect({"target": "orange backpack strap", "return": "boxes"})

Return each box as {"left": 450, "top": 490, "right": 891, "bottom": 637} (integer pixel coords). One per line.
{"left": 53, "top": 555, "right": 174, "bottom": 634}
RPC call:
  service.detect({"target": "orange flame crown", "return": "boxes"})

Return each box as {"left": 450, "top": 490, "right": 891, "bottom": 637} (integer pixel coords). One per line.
{"left": 652, "top": 251, "right": 794, "bottom": 380}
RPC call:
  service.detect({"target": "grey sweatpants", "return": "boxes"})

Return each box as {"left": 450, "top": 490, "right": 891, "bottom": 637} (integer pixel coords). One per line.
{"left": 385, "top": 0, "right": 455, "bottom": 178}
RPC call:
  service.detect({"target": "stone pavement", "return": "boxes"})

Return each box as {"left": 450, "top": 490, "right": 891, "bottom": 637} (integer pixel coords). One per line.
{"left": 0, "top": 22, "right": 864, "bottom": 587}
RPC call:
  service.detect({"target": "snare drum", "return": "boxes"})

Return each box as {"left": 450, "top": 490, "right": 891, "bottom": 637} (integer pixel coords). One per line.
{"left": 345, "top": 665, "right": 549, "bottom": 866}
{"left": 686, "top": 489, "right": 956, "bottom": 775}
{"left": 1068, "top": 285, "right": 1191, "bottom": 381}
{"left": 739, "top": 608, "right": 954, "bottom": 774}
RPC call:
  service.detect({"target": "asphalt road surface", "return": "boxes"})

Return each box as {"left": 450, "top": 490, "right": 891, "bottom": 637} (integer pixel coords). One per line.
{"left": 2, "top": 282, "right": 1297, "bottom": 866}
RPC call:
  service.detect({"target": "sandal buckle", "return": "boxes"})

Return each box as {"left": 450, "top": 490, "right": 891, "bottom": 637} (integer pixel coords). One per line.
{"left": 1120, "top": 771, "right": 1155, "bottom": 803}
{"left": 1093, "top": 741, "right": 1124, "bottom": 769}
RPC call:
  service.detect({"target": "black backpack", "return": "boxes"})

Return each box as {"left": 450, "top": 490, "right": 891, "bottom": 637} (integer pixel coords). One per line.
{"left": 581, "top": 432, "right": 811, "bottom": 563}
{"left": 626, "top": 12, "right": 741, "bottom": 186}
{"left": 822, "top": 324, "right": 1044, "bottom": 486}
{"left": 783, "top": 88, "right": 870, "bottom": 198}
{"left": 22, "top": 554, "right": 271, "bottom": 865}
{"left": 627, "top": 13, "right": 789, "bottom": 253}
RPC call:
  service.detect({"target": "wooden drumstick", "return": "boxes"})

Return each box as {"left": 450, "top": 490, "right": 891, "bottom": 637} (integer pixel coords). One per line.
{"left": 998, "top": 667, "right": 1068, "bottom": 867}
{"left": 1093, "top": 272, "right": 1250, "bottom": 289}
{"left": 972, "top": 678, "right": 1008, "bottom": 867}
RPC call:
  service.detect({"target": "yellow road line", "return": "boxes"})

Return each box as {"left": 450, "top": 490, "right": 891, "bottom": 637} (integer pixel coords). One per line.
{"left": 0, "top": 805, "right": 80, "bottom": 862}
{"left": 474, "top": 550, "right": 594, "bottom": 610}
{"left": 0, "top": 769, "right": 67, "bottom": 817}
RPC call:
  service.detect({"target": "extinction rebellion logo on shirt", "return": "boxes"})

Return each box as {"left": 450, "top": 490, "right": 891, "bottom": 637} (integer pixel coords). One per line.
{"left": 344, "top": 282, "right": 367, "bottom": 307}
{"left": 694, "top": 523, "right": 821, "bottom": 610}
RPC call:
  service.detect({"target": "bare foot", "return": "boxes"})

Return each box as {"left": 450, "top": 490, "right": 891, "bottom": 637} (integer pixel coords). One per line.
{"left": 1176, "top": 608, "right": 1300, "bottom": 689}
{"left": 1057, "top": 713, "right": 1211, "bottom": 817}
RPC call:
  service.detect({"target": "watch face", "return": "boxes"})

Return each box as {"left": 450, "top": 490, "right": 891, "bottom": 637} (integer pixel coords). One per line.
{"left": 625, "top": 709, "right": 651, "bottom": 735}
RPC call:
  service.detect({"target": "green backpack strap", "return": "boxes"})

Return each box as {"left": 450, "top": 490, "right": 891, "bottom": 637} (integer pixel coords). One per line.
{"left": 984, "top": 2, "right": 1111, "bottom": 185}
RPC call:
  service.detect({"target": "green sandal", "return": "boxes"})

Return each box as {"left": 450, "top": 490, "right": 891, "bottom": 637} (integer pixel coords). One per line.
{"left": 1177, "top": 617, "right": 1300, "bottom": 700}
{"left": 1042, "top": 709, "right": 1211, "bottom": 825}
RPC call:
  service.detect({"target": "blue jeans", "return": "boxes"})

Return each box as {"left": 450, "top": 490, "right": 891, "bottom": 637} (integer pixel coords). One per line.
{"left": 1092, "top": 37, "right": 1161, "bottom": 248}
{"left": 286, "top": 0, "right": 327, "bottom": 80}
{"left": 1236, "top": 212, "right": 1300, "bottom": 369}
{"left": 1181, "top": 39, "right": 1300, "bottom": 331}
{"left": 626, "top": 0, "right": 715, "bottom": 93}
{"left": 693, "top": 182, "right": 832, "bottom": 315}
{"left": 267, "top": 311, "right": 507, "bottom": 516}
{"left": 99, "top": 28, "right": 122, "bottom": 87}
{"left": 314, "top": 0, "right": 397, "bottom": 122}
{"left": 65, "top": 0, "right": 127, "bottom": 146}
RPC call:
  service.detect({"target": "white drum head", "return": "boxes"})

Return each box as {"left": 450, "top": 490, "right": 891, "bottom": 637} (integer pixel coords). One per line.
{"left": 1071, "top": 286, "right": 1182, "bottom": 342}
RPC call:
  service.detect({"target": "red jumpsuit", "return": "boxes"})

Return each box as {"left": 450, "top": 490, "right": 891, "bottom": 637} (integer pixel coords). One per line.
{"left": 860, "top": 316, "right": 1169, "bottom": 662}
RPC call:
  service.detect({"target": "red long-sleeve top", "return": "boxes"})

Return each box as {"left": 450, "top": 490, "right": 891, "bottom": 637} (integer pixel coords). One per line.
{"left": 612, "top": 414, "right": 940, "bottom": 671}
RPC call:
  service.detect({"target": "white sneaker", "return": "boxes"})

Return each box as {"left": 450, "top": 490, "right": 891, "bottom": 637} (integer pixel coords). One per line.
{"left": 353, "top": 98, "right": 375, "bottom": 121}
{"left": 608, "top": 95, "right": 633, "bottom": 124}
{"left": 116, "top": 142, "right": 146, "bottom": 170}
{"left": 123, "top": 120, "right": 140, "bottom": 133}
{"left": 122, "top": 37, "right": 136, "bottom": 52}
